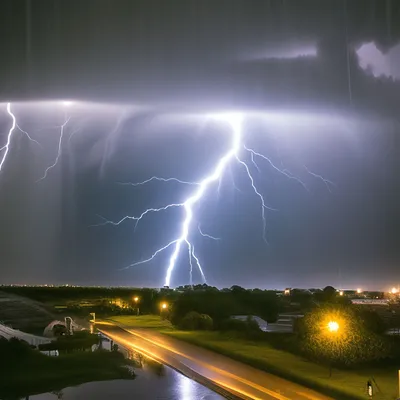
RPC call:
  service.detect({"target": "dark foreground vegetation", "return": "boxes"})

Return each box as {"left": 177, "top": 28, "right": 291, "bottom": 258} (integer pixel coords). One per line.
{"left": 3, "top": 284, "right": 400, "bottom": 398}
{"left": 0, "top": 337, "right": 134, "bottom": 399}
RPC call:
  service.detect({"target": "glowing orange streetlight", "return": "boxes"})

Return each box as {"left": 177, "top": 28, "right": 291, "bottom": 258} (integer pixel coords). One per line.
{"left": 161, "top": 302, "right": 168, "bottom": 310}
{"left": 133, "top": 296, "right": 140, "bottom": 315}
{"left": 327, "top": 321, "right": 339, "bottom": 333}
{"left": 326, "top": 319, "right": 340, "bottom": 377}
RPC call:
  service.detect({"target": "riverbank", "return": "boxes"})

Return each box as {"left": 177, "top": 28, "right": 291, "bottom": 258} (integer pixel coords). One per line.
{"left": 110, "top": 315, "right": 399, "bottom": 400}
{"left": 0, "top": 343, "right": 135, "bottom": 399}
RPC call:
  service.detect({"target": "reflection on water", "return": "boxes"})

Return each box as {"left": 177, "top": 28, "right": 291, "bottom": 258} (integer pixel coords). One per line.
{"left": 27, "top": 343, "right": 224, "bottom": 400}
{"left": 28, "top": 366, "right": 224, "bottom": 400}
{"left": 22, "top": 331, "right": 224, "bottom": 400}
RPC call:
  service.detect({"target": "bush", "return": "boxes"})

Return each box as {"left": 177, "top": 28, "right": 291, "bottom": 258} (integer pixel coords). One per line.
{"left": 356, "top": 309, "right": 387, "bottom": 335}
{"left": 39, "top": 331, "right": 100, "bottom": 353}
{"left": 220, "top": 318, "right": 249, "bottom": 332}
{"left": 220, "top": 317, "right": 260, "bottom": 332}
{"left": 199, "top": 314, "right": 213, "bottom": 330}
{"left": 178, "top": 311, "right": 213, "bottom": 331}
{"left": 299, "top": 305, "right": 391, "bottom": 367}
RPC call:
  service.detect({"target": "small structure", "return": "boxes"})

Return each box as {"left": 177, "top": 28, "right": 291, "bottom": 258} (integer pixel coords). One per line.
{"left": 43, "top": 317, "right": 81, "bottom": 337}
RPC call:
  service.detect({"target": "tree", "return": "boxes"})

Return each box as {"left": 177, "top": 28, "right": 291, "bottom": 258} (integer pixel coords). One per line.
{"left": 179, "top": 311, "right": 213, "bottom": 330}
{"left": 356, "top": 308, "right": 387, "bottom": 335}
{"left": 199, "top": 314, "right": 213, "bottom": 330}
{"left": 299, "top": 305, "right": 390, "bottom": 367}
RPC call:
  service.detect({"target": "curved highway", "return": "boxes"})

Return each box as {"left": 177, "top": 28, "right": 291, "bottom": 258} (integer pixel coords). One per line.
{"left": 97, "top": 322, "right": 332, "bottom": 400}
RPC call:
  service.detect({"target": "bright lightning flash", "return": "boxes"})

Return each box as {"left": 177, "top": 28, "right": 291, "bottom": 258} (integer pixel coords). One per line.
{"left": 0, "top": 103, "right": 41, "bottom": 173}
{"left": 98, "top": 114, "right": 332, "bottom": 287}
{"left": 0, "top": 103, "right": 17, "bottom": 172}
{"left": 37, "top": 116, "right": 71, "bottom": 181}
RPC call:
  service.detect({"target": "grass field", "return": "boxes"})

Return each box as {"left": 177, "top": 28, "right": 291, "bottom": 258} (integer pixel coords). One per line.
{"left": 111, "top": 314, "right": 399, "bottom": 400}
{"left": 165, "top": 331, "right": 399, "bottom": 400}
{"left": 0, "top": 348, "right": 135, "bottom": 398}
{"left": 0, "top": 290, "right": 54, "bottom": 334}
{"left": 110, "top": 315, "right": 173, "bottom": 330}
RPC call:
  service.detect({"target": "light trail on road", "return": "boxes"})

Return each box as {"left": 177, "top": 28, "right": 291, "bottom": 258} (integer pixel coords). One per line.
{"left": 98, "top": 323, "right": 333, "bottom": 400}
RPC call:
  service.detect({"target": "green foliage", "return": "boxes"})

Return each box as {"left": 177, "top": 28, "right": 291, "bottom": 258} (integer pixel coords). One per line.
{"left": 199, "top": 313, "right": 214, "bottom": 330}
{"left": 0, "top": 340, "right": 134, "bottom": 399}
{"left": 220, "top": 318, "right": 249, "bottom": 331}
{"left": 299, "top": 305, "right": 391, "bottom": 367}
{"left": 0, "top": 337, "right": 33, "bottom": 361}
{"left": 178, "top": 311, "right": 214, "bottom": 330}
{"left": 219, "top": 317, "right": 262, "bottom": 340}
{"left": 355, "top": 308, "right": 387, "bottom": 335}
{"left": 39, "top": 331, "right": 100, "bottom": 353}
{"left": 169, "top": 287, "right": 280, "bottom": 328}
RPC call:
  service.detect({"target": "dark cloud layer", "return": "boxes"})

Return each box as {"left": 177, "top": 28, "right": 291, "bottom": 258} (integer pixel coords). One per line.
{"left": 0, "top": 1, "right": 399, "bottom": 289}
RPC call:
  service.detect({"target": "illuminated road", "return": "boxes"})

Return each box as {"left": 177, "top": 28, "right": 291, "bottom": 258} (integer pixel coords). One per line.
{"left": 97, "top": 323, "right": 332, "bottom": 400}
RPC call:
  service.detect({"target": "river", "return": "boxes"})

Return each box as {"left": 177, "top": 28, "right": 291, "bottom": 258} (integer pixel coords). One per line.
{"left": 28, "top": 336, "right": 225, "bottom": 400}
{"left": 29, "top": 366, "right": 224, "bottom": 399}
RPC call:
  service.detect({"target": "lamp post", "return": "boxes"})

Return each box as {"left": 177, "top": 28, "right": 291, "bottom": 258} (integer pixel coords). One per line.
{"left": 133, "top": 296, "right": 139, "bottom": 316}
{"left": 160, "top": 302, "right": 168, "bottom": 319}
{"left": 327, "top": 320, "right": 339, "bottom": 377}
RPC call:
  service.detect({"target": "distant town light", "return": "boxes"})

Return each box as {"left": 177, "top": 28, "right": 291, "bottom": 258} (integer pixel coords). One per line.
{"left": 356, "top": 288, "right": 362, "bottom": 294}
{"left": 390, "top": 287, "right": 398, "bottom": 294}
{"left": 339, "top": 291, "right": 344, "bottom": 296}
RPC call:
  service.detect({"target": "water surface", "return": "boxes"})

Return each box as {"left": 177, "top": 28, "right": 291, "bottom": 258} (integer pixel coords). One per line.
{"left": 29, "top": 364, "right": 225, "bottom": 400}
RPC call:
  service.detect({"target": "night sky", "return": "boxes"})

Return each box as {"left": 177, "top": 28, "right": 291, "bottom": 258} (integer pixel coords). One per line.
{"left": 0, "top": 1, "right": 399, "bottom": 290}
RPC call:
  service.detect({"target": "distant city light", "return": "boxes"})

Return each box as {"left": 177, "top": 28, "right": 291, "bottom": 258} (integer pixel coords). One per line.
{"left": 339, "top": 291, "right": 344, "bottom": 296}
{"left": 390, "top": 287, "right": 398, "bottom": 294}
{"left": 356, "top": 288, "right": 362, "bottom": 294}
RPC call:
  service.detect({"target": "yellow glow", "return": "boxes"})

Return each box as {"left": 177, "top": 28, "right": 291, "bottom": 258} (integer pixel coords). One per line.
{"left": 356, "top": 288, "right": 362, "bottom": 294}
{"left": 102, "top": 326, "right": 290, "bottom": 400}
{"left": 161, "top": 302, "right": 168, "bottom": 310}
{"left": 327, "top": 321, "right": 339, "bottom": 332}
{"left": 339, "top": 291, "right": 343, "bottom": 296}
{"left": 134, "top": 296, "right": 139, "bottom": 302}
{"left": 391, "top": 287, "right": 398, "bottom": 294}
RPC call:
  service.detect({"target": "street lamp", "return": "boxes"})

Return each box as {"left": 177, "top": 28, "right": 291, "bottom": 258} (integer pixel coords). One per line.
{"left": 327, "top": 321, "right": 339, "bottom": 333}
{"left": 326, "top": 320, "right": 340, "bottom": 377}
{"left": 160, "top": 302, "right": 168, "bottom": 317}
{"left": 133, "top": 296, "right": 140, "bottom": 316}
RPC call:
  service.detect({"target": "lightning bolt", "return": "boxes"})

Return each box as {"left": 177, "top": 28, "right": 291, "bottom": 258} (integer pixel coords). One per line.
{"left": 304, "top": 165, "right": 336, "bottom": 192}
{"left": 37, "top": 116, "right": 71, "bottom": 181}
{"left": 15, "top": 124, "right": 42, "bottom": 148}
{"left": 118, "top": 177, "right": 199, "bottom": 186}
{"left": 0, "top": 103, "right": 17, "bottom": 172}
{"left": 98, "top": 114, "right": 334, "bottom": 287}
{"left": 244, "top": 145, "right": 309, "bottom": 191}
{"left": 198, "top": 224, "right": 220, "bottom": 240}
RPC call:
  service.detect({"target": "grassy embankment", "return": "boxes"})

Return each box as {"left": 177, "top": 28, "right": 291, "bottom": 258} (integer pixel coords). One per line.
{"left": 111, "top": 315, "right": 399, "bottom": 400}
{"left": 0, "top": 348, "right": 134, "bottom": 398}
